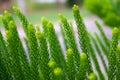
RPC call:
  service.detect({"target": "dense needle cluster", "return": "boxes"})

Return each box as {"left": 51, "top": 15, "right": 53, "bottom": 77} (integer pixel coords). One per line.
{"left": 0, "top": 5, "right": 120, "bottom": 80}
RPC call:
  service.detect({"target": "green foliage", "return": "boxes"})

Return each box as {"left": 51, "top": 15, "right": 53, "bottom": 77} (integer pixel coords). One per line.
{"left": 95, "top": 20, "right": 110, "bottom": 47}
{"left": 0, "top": 15, "right": 8, "bottom": 30}
{"left": 90, "top": 35, "right": 108, "bottom": 75}
{"left": 0, "top": 32, "right": 12, "bottom": 80}
{"left": 66, "top": 49, "right": 76, "bottom": 80}
{"left": 30, "top": 3, "right": 56, "bottom": 10}
{"left": 73, "top": 5, "right": 105, "bottom": 79}
{"left": 0, "top": 5, "right": 120, "bottom": 80}
{"left": 53, "top": 67, "right": 63, "bottom": 80}
{"left": 0, "top": 29, "right": 14, "bottom": 80}
{"left": 59, "top": 13, "right": 80, "bottom": 78}
{"left": 79, "top": 53, "right": 89, "bottom": 79}
{"left": 27, "top": 23, "right": 40, "bottom": 80}
{"left": 108, "top": 27, "right": 119, "bottom": 80}
{"left": 6, "top": 22, "right": 25, "bottom": 80}
{"left": 73, "top": 5, "right": 93, "bottom": 75}
{"left": 36, "top": 31, "right": 50, "bottom": 80}
{"left": 110, "top": 0, "right": 120, "bottom": 14}
{"left": 116, "top": 45, "right": 120, "bottom": 80}
{"left": 88, "top": 73, "right": 97, "bottom": 80}
{"left": 84, "top": 0, "right": 120, "bottom": 27}
{"left": 94, "top": 33, "right": 108, "bottom": 57}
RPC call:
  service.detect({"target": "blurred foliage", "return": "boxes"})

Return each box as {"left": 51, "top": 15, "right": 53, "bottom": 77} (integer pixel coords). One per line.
{"left": 66, "top": 0, "right": 83, "bottom": 7}
{"left": 84, "top": 0, "right": 120, "bottom": 27}
{"left": 22, "top": 0, "right": 57, "bottom": 11}
{"left": 110, "top": 0, "right": 120, "bottom": 14}
{"left": 28, "top": 2, "right": 56, "bottom": 10}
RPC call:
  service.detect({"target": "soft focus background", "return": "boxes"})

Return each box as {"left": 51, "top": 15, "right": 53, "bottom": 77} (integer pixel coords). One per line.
{"left": 0, "top": 0, "right": 120, "bottom": 36}
{"left": 0, "top": 0, "right": 88, "bottom": 27}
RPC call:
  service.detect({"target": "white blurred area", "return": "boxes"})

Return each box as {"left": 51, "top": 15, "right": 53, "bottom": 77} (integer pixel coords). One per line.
{"left": 17, "top": 0, "right": 26, "bottom": 13}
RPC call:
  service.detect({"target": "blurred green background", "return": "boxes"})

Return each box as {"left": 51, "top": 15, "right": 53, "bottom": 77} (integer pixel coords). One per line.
{"left": 0, "top": 0, "right": 88, "bottom": 27}
{"left": 0, "top": 0, "right": 120, "bottom": 28}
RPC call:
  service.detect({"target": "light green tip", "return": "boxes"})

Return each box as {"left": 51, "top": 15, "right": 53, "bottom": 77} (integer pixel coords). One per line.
{"left": 80, "top": 53, "right": 87, "bottom": 60}
{"left": 58, "top": 13, "right": 66, "bottom": 22}
{"left": 47, "top": 21, "right": 53, "bottom": 28}
{"left": 35, "top": 24, "right": 39, "bottom": 27}
{"left": 9, "top": 21, "right": 14, "bottom": 25}
{"left": 72, "top": 4, "right": 79, "bottom": 11}
{"left": 13, "top": 6, "right": 19, "bottom": 11}
{"left": 88, "top": 73, "right": 97, "bottom": 80}
{"left": 5, "top": 30, "right": 9, "bottom": 36}
{"left": 28, "top": 23, "right": 33, "bottom": 27}
{"left": 36, "top": 31, "right": 41, "bottom": 37}
{"left": 4, "top": 10, "right": 9, "bottom": 15}
{"left": 41, "top": 17, "right": 45, "bottom": 22}
{"left": 112, "top": 27, "right": 119, "bottom": 34}
{"left": 35, "top": 24, "right": 40, "bottom": 31}
{"left": 117, "top": 45, "right": 120, "bottom": 52}
{"left": 4, "top": 10, "right": 11, "bottom": 18}
{"left": 5, "top": 30, "right": 11, "bottom": 39}
{"left": 58, "top": 13, "right": 62, "bottom": 16}
{"left": 66, "top": 48, "right": 73, "bottom": 56}
{"left": 54, "top": 67, "right": 63, "bottom": 76}
{"left": 8, "top": 21, "right": 15, "bottom": 28}
{"left": 36, "top": 31, "right": 44, "bottom": 39}
{"left": 58, "top": 13, "right": 63, "bottom": 18}
{"left": 41, "top": 17, "right": 48, "bottom": 24}
{"left": 0, "top": 15, "right": 4, "bottom": 19}
{"left": 28, "top": 22, "right": 33, "bottom": 26}
{"left": 48, "top": 60, "right": 56, "bottom": 68}
{"left": 28, "top": 23, "right": 34, "bottom": 30}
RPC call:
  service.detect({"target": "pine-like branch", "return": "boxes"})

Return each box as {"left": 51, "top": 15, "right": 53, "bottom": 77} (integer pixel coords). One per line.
{"left": 108, "top": 27, "right": 119, "bottom": 80}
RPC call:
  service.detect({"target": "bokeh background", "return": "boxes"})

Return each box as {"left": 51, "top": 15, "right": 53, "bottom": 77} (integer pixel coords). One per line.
{"left": 0, "top": 0, "right": 120, "bottom": 33}
{"left": 0, "top": 0, "right": 88, "bottom": 27}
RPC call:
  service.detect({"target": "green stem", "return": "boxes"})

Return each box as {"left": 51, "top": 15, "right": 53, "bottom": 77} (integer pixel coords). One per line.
{"left": 79, "top": 53, "right": 88, "bottom": 80}
{"left": 94, "top": 32, "right": 108, "bottom": 58}
{"left": 46, "top": 22, "right": 67, "bottom": 80}
{"left": 59, "top": 14, "right": 80, "bottom": 78}
{"left": 0, "top": 32, "right": 13, "bottom": 80}
{"left": 27, "top": 23, "right": 40, "bottom": 80}
{"left": 13, "top": 6, "right": 29, "bottom": 36}
{"left": 66, "top": 49, "right": 75, "bottom": 80}
{"left": 73, "top": 4, "right": 93, "bottom": 74}
{"left": 116, "top": 45, "right": 120, "bottom": 80}
{"left": 90, "top": 34, "right": 108, "bottom": 75}
{"left": 95, "top": 20, "right": 110, "bottom": 47}
{"left": 108, "top": 27, "right": 119, "bottom": 80}
{"left": 36, "top": 31, "right": 50, "bottom": 80}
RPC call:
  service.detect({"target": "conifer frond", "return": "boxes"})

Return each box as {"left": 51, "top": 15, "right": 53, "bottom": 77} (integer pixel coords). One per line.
{"left": 0, "top": 5, "right": 119, "bottom": 80}
{"left": 108, "top": 27, "right": 119, "bottom": 80}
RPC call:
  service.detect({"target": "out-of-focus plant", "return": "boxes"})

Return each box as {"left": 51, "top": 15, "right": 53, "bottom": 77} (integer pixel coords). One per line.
{"left": 66, "top": 0, "right": 83, "bottom": 7}
{"left": 0, "top": 5, "right": 120, "bottom": 80}
{"left": 84, "top": 0, "right": 120, "bottom": 27}
{"left": 110, "top": 0, "right": 120, "bottom": 14}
